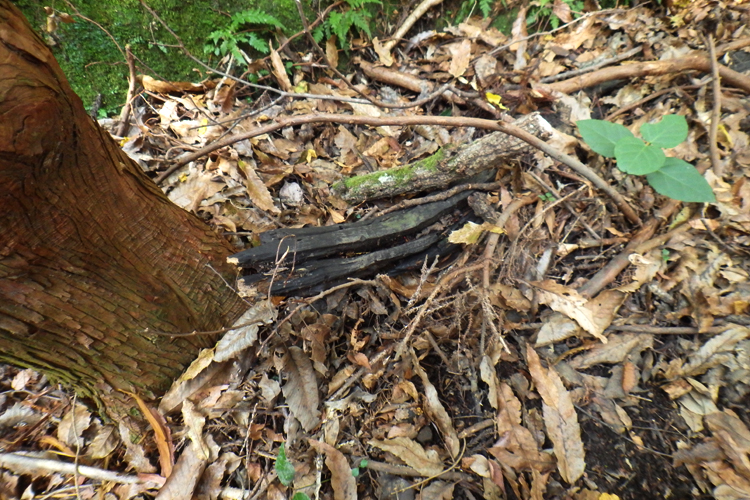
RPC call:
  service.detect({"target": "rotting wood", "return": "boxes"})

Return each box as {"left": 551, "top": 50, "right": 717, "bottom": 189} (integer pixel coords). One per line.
{"left": 230, "top": 192, "right": 475, "bottom": 296}
{"left": 331, "top": 112, "right": 552, "bottom": 202}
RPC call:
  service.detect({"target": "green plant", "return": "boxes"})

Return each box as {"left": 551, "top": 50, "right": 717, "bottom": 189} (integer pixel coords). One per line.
{"left": 539, "top": 192, "right": 555, "bottom": 202}
{"left": 351, "top": 458, "right": 369, "bottom": 477}
{"left": 275, "top": 443, "right": 296, "bottom": 486}
{"left": 204, "top": 9, "right": 284, "bottom": 63}
{"left": 528, "top": 0, "right": 584, "bottom": 29}
{"left": 576, "top": 115, "right": 715, "bottom": 203}
{"left": 312, "top": 0, "right": 382, "bottom": 49}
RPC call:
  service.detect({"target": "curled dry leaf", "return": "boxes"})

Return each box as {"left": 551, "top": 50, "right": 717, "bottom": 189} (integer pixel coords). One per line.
{"left": 215, "top": 300, "right": 277, "bottom": 363}
{"left": 309, "top": 440, "right": 357, "bottom": 500}
{"left": 412, "top": 351, "right": 461, "bottom": 458}
{"left": 269, "top": 43, "right": 292, "bottom": 93}
{"left": 448, "top": 39, "right": 472, "bottom": 78}
{"left": 369, "top": 436, "right": 444, "bottom": 477}
{"left": 238, "top": 160, "right": 280, "bottom": 215}
{"left": 526, "top": 345, "right": 585, "bottom": 484}
{"left": 531, "top": 280, "right": 626, "bottom": 342}
{"left": 279, "top": 346, "right": 321, "bottom": 432}
{"left": 57, "top": 404, "right": 91, "bottom": 449}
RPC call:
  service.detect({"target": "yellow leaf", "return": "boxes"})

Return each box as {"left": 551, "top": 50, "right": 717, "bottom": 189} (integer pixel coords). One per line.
{"left": 306, "top": 148, "right": 317, "bottom": 163}
{"left": 448, "top": 221, "right": 484, "bottom": 245}
{"left": 486, "top": 92, "right": 507, "bottom": 110}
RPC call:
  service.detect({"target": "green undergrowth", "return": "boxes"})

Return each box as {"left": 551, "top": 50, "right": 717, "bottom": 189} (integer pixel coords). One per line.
{"left": 15, "top": 0, "right": 303, "bottom": 115}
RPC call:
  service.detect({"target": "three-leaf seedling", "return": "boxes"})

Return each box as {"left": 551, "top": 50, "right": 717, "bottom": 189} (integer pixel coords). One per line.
{"left": 577, "top": 115, "right": 715, "bottom": 203}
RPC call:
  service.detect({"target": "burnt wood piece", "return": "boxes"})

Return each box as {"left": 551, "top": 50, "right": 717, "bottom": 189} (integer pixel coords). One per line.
{"left": 228, "top": 191, "right": 472, "bottom": 268}
{"left": 239, "top": 214, "right": 472, "bottom": 297}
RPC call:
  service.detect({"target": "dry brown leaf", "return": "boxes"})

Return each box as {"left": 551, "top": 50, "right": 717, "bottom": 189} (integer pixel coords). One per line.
{"left": 325, "top": 36, "right": 339, "bottom": 70}
{"left": 680, "top": 326, "right": 749, "bottom": 377}
{"left": 155, "top": 441, "right": 206, "bottom": 500}
{"left": 448, "top": 39, "right": 472, "bottom": 78}
{"left": 531, "top": 280, "right": 626, "bottom": 342}
{"left": 568, "top": 333, "right": 653, "bottom": 370}
{"left": 480, "top": 355, "right": 501, "bottom": 411}
{"left": 87, "top": 424, "right": 119, "bottom": 459}
{"left": 182, "top": 400, "right": 209, "bottom": 460}
{"left": 118, "top": 421, "right": 157, "bottom": 473}
{"left": 124, "top": 391, "right": 174, "bottom": 478}
{"left": 57, "top": 404, "right": 90, "bottom": 449}
{"left": 413, "top": 351, "right": 461, "bottom": 459}
{"left": 309, "top": 440, "right": 357, "bottom": 500}
{"left": 214, "top": 300, "right": 277, "bottom": 362}
{"left": 279, "top": 346, "right": 321, "bottom": 431}
{"left": 238, "top": 160, "right": 280, "bottom": 214}
{"left": 369, "top": 437, "right": 444, "bottom": 476}
{"left": 416, "top": 480, "right": 454, "bottom": 500}
{"left": 536, "top": 313, "right": 581, "bottom": 347}
{"left": 372, "top": 36, "right": 394, "bottom": 66}
{"left": 269, "top": 43, "right": 292, "bottom": 93}
{"left": 526, "top": 345, "right": 585, "bottom": 484}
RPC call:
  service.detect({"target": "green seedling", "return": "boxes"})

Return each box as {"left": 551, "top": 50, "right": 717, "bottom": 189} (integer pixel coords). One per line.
{"left": 275, "top": 443, "right": 295, "bottom": 486}
{"left": 577, "top": 115, "right": 715, "bottom": 203}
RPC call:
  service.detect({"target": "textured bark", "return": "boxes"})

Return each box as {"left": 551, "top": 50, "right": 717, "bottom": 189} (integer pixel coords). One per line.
{"left": 331, "top": 112, "right": 552, "bottom": 202}
{"left": 0, "top": 2, "right": 246, "bottom": 417}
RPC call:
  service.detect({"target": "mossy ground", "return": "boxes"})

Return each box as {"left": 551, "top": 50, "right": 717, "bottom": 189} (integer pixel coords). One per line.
{"left": 15, "top": 0, "right": 303, "bottom": 116}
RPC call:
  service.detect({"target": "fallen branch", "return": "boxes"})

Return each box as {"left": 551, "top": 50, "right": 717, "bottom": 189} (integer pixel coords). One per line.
{"left": 331, "top": 113, "right": 550, "bottom": 202}
{"left": 543, "top": 54, "right": 750, "bottom": 95}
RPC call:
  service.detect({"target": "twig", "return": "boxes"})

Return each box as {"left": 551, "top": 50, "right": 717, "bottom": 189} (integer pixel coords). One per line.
{"left": 540, "top": 45, "right": 643, "bottom": 83}
{"left": 381, "top": 0, "right": 445, "bottom": 53}
{"left": 274, "top": 279, "right": 378, "bottom": 334}
{"left": 115, "top": 45, "right": 138, "bottom": 138}
{"left": 543, "top": 55, "right": 750, "bottom": 95}
{"left": 293, "top": 0, "right": 453, "bottom": 110}
{"left": 396, "top": 263, "right": 485, "bottom": 360}
{"left": 576, "top": 198, "right": 682, "bottom": 298}
{"left": 527, "top": 170, "right": 601, "bottom": 240}
{"left": 495, "top": 117, "right": 641, "bottom": 225}
{"left": 605, "top": 82, "right": 703, "bottom": 120}
{"left": 706, "top": 34, "right": 723, "bottom": 177}
{"left": 0, "top": 453, "right": 153, "bottom": 485}
{"left": 360, "top": 181, "right": 506, "bottom": 221}
{"left": 158, "top": 112, "right": 641, "bottom": 227}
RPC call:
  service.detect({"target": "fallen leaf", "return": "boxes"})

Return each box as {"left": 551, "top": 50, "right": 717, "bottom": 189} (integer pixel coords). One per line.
{"left": 309, "top": 440, "right": 357, "bottom": 500}
{"left": 279, "top": 346, "right": 321, "bottom": 431}
{"left": 369, "top": 437, "right": 444, "bottom": 476}
{"left": 526, "top": 345, "right": 586, "bottom": 484}
{"left": 413, "top": 351, "right": 461, "bottom": 458}
{"left": 448, "top": 39, "right": 472, "bottom": 78}
{"left": 239, "top": 160, "right": 280, "bottom": 214}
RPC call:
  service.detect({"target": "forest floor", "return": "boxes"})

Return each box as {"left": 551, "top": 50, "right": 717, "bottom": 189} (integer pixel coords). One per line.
{"left": 2, "top": 0, "right": 750, "bottom": 499}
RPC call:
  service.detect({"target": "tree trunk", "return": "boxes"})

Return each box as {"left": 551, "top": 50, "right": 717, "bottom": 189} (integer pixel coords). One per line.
{"left": 0, "top": 2, "right": 246, "bottom": 417}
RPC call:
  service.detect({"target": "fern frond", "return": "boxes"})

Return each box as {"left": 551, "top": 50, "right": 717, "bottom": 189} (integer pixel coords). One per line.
{"left": 230, "top": 9, "right": 284, "bottom": 30}
{"left": 479, "top": 0, "right": 492, "bottom": 18}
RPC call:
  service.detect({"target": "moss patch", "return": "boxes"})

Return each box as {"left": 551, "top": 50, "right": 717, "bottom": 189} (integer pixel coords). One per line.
{"left": 15, "top": 0, "right": 304, "bottom": 115}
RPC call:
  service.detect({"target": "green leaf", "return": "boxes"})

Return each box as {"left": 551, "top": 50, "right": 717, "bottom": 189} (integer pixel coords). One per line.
{"left": 646, "top": 157, "right": 716, "bottom": 202}
{"left": 614, "top": 136, "right": 665, "bottom": 175}
{"left": 275, "top": 443, "right": 295, "bottom": 486}
{"left": 577, "top": 119, "right": 634, "bottom": 158}
{"left": 640, "top": 114, "right": 688, "bottom": 149}
{"left": 291, "top": 494, "right": 311, "bottom": 500}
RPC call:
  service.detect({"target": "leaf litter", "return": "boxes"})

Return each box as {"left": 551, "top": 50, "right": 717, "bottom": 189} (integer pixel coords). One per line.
{"left": 2, "top": 1, "right": 750, "bottom": 499}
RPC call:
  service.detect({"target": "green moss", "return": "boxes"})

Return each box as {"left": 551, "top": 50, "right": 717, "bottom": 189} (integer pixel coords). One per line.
{"left": 15, "top": 0, "right": 304, "bottom": 114}
{"left": 343, "top": 147, "right": 446, "bottom": 190}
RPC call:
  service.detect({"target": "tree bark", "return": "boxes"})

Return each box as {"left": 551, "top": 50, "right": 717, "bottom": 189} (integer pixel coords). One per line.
{"left": 0, "top": 2, "right": 246, "bottom": 417}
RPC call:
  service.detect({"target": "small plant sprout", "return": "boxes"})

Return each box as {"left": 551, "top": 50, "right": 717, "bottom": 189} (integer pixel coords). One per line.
{"left": 576, "top": 115, "right": 715, "bottom": 203}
